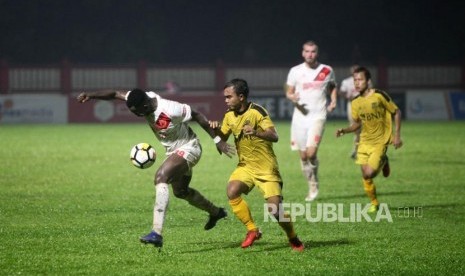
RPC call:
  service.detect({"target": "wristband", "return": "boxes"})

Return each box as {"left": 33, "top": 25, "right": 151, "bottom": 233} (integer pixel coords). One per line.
{"left": 213, "top": 136, "right": 221, "bottom": 144}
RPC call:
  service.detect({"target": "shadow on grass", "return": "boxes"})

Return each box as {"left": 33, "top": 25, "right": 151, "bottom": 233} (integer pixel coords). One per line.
{"left": 307, "top": 238, "right": 353, "bottom": 249}
{"left": 389, "top": 203, "right": 463, "bottom": 210}
{"left": 176, "top": 241, "right": 245, "bottom": 253}
{"left": 319, "top": 191, "right": 415, "bottom": 201}
{"left": 176, "top": 238, "right": 352, "bottom": 254}
{"left": 243, "top": 239, "right": 353, "bottom": 253}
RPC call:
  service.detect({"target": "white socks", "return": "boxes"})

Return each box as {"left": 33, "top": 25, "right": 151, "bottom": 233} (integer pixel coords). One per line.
{"left": 300, "top": 159, "right": 319, "bottom": 183}
{"left": 152, "top": 183, "right": 169, "bottom": 235}
{"left": 301, "top": 159, "right": 319, "bottom": 201}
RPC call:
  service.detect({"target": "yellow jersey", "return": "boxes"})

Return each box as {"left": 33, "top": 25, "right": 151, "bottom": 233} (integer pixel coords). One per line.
{"left": 220, "top": 102, "right": 281, "bottom": 177}
{"left": 351, "top": 89, "right": 398, "bottom": 145}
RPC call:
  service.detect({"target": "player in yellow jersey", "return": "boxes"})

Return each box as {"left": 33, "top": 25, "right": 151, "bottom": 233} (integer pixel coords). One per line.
{"left": 336, "top": 67, "right": 403, "bottom": 213}
{"left": 209, "top": 78, "right": 304, "bottom": 251}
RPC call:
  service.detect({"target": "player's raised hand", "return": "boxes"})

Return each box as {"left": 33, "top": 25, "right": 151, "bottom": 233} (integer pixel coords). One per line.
{"left": 242, "top": 120, "right": 255, "bottom": 136}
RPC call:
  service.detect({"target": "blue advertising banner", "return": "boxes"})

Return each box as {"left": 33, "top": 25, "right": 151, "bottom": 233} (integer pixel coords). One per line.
{"left": 448, "top": 92, "right": 465, "bottom": 120}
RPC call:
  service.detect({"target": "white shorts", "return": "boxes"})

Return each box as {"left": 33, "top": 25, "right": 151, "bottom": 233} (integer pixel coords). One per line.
{"left": 167, "top": 138, "right": 202, "bottom": 170}
{"left": 290, "top": 119, "right": 326, "bottom": 151}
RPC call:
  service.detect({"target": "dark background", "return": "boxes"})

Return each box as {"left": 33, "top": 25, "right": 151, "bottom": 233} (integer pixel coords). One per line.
{"left": 1, "top": 0, "right": 464, "bottom": 65}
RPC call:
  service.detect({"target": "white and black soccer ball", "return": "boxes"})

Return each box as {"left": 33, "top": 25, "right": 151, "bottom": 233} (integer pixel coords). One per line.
{"left": 130, "top": 143, "right": 156, "bottom": 169}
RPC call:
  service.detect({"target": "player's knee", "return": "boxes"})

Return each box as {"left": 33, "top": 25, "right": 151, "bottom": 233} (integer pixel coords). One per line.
{"left": 301, "top": 155, "right": 316, "bottom": 163}
{"left": 155, "top": 172, "right": 169, "bottom": 184}
{"left": 362, "top": 170, "right": 377, "bottom": 179}
{"left": 226, "top": 189, "right": 239, "bottom": 200}
{"left": 173, "top": 188, "right": 189, "bottom": 199}
{"left": 308, "top": 155, "right": 317, "bottom": 163}
{"left": 227, "top": 183, "right": 244, "bottom": 199}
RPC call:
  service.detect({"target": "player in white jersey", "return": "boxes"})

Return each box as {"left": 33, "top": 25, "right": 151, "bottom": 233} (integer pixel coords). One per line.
{"left": 77, "top": 89, "right": 235, "bottom": 248}
{"left": 286, "top": 41, "right": 337, "bottom": 201}
{"left": 339, "top": 65, "right": 361, "bottom": 159}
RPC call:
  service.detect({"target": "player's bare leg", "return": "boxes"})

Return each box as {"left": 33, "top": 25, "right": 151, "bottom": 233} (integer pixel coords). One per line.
{"left": 171, "top": 175, "right": 227, "bottom": 230}
{"left": 267, "top": 196, "right": 304, "bottom": 251}
{"left": 382, "top": 156, "right": 390, "bottom": 177}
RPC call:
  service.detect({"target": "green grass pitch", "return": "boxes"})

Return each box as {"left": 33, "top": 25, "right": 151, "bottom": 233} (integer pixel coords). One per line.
{"left": 1, "top": 121, "right": 464, "bottom": 275}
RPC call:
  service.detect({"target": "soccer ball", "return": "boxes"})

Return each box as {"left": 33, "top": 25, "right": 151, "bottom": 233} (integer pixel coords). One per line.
{"left": 130, "top": 143, "right": 156, "bottom": 169}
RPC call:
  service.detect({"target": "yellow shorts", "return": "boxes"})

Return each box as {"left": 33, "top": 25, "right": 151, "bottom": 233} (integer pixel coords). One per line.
{"left": 356, "top": 143, "right": 388, "bottom": 172}
{"left": 229, "top": 166, "right": 282, "bottom": 199}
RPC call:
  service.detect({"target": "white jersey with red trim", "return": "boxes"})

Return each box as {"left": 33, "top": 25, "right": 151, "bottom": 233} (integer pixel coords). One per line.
{"left": 127, "top": 91, "right": 198, "bottom": 155}
{"left": 286, "top": 63, "right": 336, "bottom": 123}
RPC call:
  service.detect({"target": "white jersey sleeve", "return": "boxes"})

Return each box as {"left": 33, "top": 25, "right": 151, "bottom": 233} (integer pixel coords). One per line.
{"left": 286, "top": 67, "right": 299, "bottom": 87}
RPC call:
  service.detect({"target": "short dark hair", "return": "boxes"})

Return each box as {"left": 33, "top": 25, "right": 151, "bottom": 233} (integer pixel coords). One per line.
{"left": 303, "top": 40, "right": 319, "bottom": 52}
{"left": 353, "top": 66, "right": 371, "bottom": 81}
{"left": 224, "top": 78, "right": 249, "bottom": 98}
{"left": 126, "top": 88, "right": 147, "bottom": 110}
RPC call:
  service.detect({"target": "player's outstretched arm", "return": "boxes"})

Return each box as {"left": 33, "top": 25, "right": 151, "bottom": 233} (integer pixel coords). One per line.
{"left": 336, "top": 121, "right": 361, "bottom": 138}
{"left": 191, "top": 110, "right": 235, "bottom": 158}
{"left": 76, "top": 90, "right": 127, "bottom": 103}
{"left": 208, "top": 121, "right": 229, "bottom": 141}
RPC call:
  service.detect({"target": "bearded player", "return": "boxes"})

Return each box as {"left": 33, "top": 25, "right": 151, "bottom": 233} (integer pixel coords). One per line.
{"left": 286, "top": 40, "right": 338, "bottom": 201}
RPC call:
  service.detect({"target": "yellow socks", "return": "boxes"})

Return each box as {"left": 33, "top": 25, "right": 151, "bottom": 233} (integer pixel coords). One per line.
{"left": 363, "top": 178, "right": 379, "bottom": 206}
{"left": 229, "top": 197, "right": 257, "bottom": 231}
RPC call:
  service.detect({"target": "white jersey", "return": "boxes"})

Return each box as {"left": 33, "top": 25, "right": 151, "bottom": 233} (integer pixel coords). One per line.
{"left": 286, "top": 63, "right": 336, "bottom": 123}
{"left": 340, "top": 76, "right": 358, "bottom": 100}
{"left": 126, "top": 91, "right": 198, "bottom": 155}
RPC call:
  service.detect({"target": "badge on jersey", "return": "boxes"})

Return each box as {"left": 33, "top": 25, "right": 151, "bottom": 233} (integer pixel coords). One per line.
{"left": 155, "top": 112, "right": 171, "bottom": 130}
